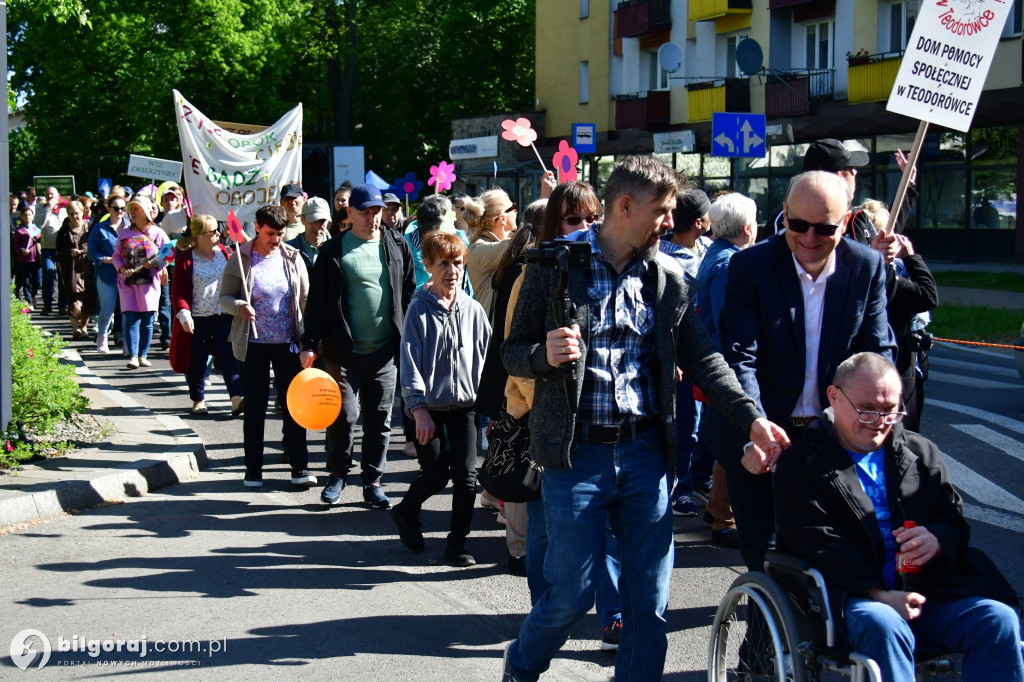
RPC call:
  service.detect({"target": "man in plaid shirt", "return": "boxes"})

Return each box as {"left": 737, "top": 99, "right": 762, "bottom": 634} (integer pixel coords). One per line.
{"left": 501, "top": 155, "right": 789, "bottom": 681}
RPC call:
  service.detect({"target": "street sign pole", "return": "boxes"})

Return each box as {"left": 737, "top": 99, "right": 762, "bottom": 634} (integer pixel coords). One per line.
{"left": 1, "top": 1, "right": 11, "bottom": 433}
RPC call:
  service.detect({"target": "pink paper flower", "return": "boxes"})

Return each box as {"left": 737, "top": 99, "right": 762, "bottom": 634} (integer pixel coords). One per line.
{"left": 552, "top": 140, "right": 579, "bottom": 184}
{"left": 428, "top": 161, "right": 457, "bottom": 193}
{"left": 6, "top": 441, "right": 13, "bottom": 452}
{"left": 20, "top": 307, "right": 30, "bottom": 314}
{"left": 501, "top": 118, "right": 538, "bottom": 147}
{"left": 28, "top": 349, "right": 34, "bottom": 359}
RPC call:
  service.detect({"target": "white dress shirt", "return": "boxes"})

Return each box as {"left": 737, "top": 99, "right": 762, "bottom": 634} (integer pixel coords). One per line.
{"left": 791, "top": 251, "right": 836, "bottom": 418}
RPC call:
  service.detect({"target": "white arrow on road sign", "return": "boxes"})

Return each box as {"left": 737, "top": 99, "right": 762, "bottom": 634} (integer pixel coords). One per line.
{"left": 713, "top": 133, "right": 735, "bottom": 154}
{"left": 740, "top": 120, "right": 763, "bottom": 154}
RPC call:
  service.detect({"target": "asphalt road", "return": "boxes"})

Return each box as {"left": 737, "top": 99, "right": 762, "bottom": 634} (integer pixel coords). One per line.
{"left": 2, "top": 326, "right": 1022, "bottom": 680}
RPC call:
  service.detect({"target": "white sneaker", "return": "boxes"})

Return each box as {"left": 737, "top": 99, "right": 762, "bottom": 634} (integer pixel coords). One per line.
{"left": 403, "top": 441, "right": 417, "bottom": 458}
{"left": 96, "top": 335, "right": 110, "bottom": 354}
{"left": 126, "top": 356, "right": 140, "bottom": 369}
{"left": 139, "top": 357, "right": 152, "bottom": 367}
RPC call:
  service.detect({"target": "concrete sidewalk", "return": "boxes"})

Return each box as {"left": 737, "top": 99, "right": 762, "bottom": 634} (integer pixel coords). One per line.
{"left": 0, "top": 347, "right": 207, "bottom": 530}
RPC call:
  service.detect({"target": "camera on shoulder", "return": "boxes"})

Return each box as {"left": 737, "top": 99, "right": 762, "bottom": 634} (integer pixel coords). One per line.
{"left": 525, "top": 239, "right": 591, "bottom": 270}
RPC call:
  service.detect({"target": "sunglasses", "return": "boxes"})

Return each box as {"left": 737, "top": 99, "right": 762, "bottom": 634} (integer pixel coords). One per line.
{"left": 563, "top": 213, "right": 599, "bottom": 226}
{"left": 109, "top": 206, "right": 126, "bottom": 212}
{"left": 504, "top": 202, "right": 518, "bottom": 214}
{"left": 787, "top": 217, "right": 843, "bottom": 237}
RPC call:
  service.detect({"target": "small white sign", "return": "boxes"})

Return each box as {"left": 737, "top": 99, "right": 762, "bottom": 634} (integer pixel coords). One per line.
{"left": 886, "top": 0, "right": 1014, "bottom": 133}
{"left": 333, "top": 146, "right": 365, "bottom": 189}
{"left": 654, "top": 130, "right": 696, "bottom": 154}
{"left": 126, "top": 154, "right": 183, "bottom": 182}
{"left": 449, "top": 136, "right": 498, "bottom": 160}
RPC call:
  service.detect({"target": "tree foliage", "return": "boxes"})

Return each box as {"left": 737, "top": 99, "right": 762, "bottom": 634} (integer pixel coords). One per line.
{"left": 8, "top": 0, "right": 534, "bottom": 192}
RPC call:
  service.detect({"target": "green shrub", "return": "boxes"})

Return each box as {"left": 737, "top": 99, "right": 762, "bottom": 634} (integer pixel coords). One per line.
{"left": 3, "top": 294, "right": 89, "bottom": 468}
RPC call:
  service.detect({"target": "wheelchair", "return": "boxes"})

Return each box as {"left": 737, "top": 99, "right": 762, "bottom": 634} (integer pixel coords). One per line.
{"left": 708, "top": 552, "right": 964, "bottom": 682}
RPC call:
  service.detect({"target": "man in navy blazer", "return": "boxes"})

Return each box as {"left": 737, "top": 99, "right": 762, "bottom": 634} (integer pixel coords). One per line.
{"left": 711, "top": 170, "right": 897, "bottom": 571}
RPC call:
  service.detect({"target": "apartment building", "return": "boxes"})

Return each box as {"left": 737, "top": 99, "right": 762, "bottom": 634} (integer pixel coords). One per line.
{"left": 532, "top": 0, "right": 1024, "bottom": 261}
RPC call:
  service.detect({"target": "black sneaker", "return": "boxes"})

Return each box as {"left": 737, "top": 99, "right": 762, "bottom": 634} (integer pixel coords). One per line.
{"left": 507, "top": 555, "right": 527, "bottom": 577}
{"left": 291, "top": 470, "right": 317, "bottom": 487}
{"left": 692, "top": 481, "right": 712, "bottom": 502}
{"left": 243, "top": 471, "right": 263, "bottom": 488}
{"left": 363, "top": 482, "right": 391, "bottom": 509}
{"left": 320, "top": 474, "right": 345, "bottom": 504}
{"left": 443, "top": 543, "right": 476, "bottom": 567}
{"left": 390, "top": 504, "right": 425, "bottom": 553}
{"left": 712, "top": 528, "right": 740, "bottom": 549}
{"left": 601, "top": 618, "right": 622, "bottom": 651}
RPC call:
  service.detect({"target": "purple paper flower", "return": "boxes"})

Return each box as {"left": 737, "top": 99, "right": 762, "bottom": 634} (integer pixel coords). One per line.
{"left": 390, "top": 172, "right": 424, "bottom": 202}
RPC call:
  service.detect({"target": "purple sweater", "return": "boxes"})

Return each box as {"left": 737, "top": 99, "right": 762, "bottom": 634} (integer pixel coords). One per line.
{"left": 112, "top": 225, "right": 169, "bottom": 312}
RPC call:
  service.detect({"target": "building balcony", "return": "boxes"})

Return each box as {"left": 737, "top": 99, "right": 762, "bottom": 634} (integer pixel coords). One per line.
{"left": 768, "top": 0, "right": 814, "bottom": 8}
{"left": 764, "top": 69, "right": 834, "bottom": 118}
{"left": 615, "top": 90, "right": 671, "bottom": 130}
{"left": 614, "top": 0, "right": 672, "bottom": 38}
{"left": 848, "top": 52, "right": 902, "bottom": 103}
{"left": 686, "top": 78, "right": 750, "bottom": 122}
{"left": 688, "top": 0, "right": 752, "bottom": 22}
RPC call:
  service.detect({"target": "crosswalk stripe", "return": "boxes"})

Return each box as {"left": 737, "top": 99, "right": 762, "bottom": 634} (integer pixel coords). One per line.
{"left": 928, "top": 399, "right": 1024, "bottom": 437}
{"left": 951, "top": 424, "right": 1024, "bottom": 466}
{"left": 927, "top": 370, "right": 1021, "bottom": 390}
{"left": 942, "top": 453, "right": 1024, "bottom": 517}
{"left": 930, "top": 357, "right": 1020, "bottom": 379}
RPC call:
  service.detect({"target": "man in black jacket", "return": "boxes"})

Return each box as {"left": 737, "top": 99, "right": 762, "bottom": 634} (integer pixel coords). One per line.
{"left": 301, "top": 184, "right": 415, "bottom": 509}
{"left": 774, "top": 352, "right": 1023, "bottom": 682}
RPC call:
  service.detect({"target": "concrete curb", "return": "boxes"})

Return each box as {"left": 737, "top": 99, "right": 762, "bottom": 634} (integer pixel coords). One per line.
{"left": 0, "top": 348, "right": 207, "bottom": 530}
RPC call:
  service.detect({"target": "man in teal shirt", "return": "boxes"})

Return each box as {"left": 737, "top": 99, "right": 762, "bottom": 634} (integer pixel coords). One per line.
{"left": 301, "top": 184, "right": 416, "bottom": 509}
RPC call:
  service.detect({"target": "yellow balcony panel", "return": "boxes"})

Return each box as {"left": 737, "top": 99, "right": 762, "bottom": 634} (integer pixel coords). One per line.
{"left": 688, "top": 84, "right": 725, "bottom": 122}
{"left": 715, "top": 12, "right": 751, "bottom": 34}
{"left": 848, "top": 55, "right": 902, "bottom": 104}
{"left": 689, "top": 0, "right": 752, "bottom": 23}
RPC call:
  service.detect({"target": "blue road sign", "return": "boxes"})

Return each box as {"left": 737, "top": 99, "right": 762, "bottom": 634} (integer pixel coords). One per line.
{"left": 711, "top": 112, "right": 766, "bottom": 158}
{"left": 572, "top": 123, "right": 597, "bottom": 154}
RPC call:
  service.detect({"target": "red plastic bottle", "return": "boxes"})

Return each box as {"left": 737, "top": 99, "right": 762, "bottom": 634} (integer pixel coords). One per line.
{"left": 896, "top": 521, "right": 921, "bottom": 592}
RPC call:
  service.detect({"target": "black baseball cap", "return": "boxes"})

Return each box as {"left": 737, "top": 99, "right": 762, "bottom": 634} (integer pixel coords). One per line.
{"left": 802, "top": 139, "right": 869, "bottom": 173}
{"left": 281, "top": 183, "right": 304, "bottom": 199}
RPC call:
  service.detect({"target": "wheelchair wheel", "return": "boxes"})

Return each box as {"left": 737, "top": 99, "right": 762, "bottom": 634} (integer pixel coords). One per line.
{"left": 709, "top": 571, "right": 809, "bottom": 682}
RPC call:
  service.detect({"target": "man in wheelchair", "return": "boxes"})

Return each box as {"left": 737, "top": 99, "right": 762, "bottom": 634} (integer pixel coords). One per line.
{"left": 773, "top": 352, "right": 1023, "bottom": 681}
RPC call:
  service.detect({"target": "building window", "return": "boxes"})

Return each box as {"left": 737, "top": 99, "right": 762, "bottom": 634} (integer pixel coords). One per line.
{"left": 648, "top": 50, "right": 670, "bottom": 90}
{"left": 804, "top": 21, "right": 833, "bottom": 69}
{"left": 889, "top": 1, "right": 919, "bottom": 52}
{"left": 726, "top": 33, "right": 750, "bottom": 78}
{"left": 1002, "top": 0, "right": 1022, "bottom": 37}
{"left": 580, "top": 0, "right": 589, "bottom": 19}
{"left": 580, "top": 61, "right": 590, "bottom": 104}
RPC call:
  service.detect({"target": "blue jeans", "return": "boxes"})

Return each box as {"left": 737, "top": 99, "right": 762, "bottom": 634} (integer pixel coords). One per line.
{"left": 507, "top": 429, "right": 673, "bottom": 681}
{"left": 123, "top": 311, "right": 155, "bottom": 358}
{"left": 95, "top": 273, "right": 118, "bottom": 338}
{"left": 525, "top": 496, "right": 622, "bottom": 628}
{"left": 40, "top": 248, "right": 65, "bottom": 312}
{"left": 845, "top": 595, "right": 1024, "bottom": 682}
{"left": 15, "top": 262, "right": 41, "bottom": 303}
{"left": 158, "top": 280, "right": 171, "bottom": 343}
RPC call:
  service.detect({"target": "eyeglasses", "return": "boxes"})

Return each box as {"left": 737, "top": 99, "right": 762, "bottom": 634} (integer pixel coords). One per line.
{"left": 201, "top": 230, "right": 219, "bottom": 237}
{"left": 109, "top": 206, "right": 126, "bottom": 212}
{"left": 787, "top": 217, "right": 843, "bottom": 237}
{"left": 837, "top": 387, "right": 906, "bottom": 425}
{"left": 504, "top": 203, "right": 518, "bottom": 214}
{"left": 563, "top": 213, "right": 599, "bottom": 226}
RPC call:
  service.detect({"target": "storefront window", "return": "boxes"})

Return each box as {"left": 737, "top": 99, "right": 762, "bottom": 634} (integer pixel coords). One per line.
{"left": 970, "top": 167, "right": 1016, "bottom": 229}
{"left": 675, "top": 154, "right": 701, "bottom": 183}
{"left": 920, "top": 166, "right": 967, "bottom": 229}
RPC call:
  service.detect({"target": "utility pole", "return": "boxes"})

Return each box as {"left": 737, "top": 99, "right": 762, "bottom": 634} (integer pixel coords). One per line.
{"left": 1, "top": 1, "right": 12, "bottom": 433}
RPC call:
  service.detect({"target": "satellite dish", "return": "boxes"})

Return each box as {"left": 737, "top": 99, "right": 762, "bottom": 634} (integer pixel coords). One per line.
{"left": 735, "top": 38, "right": 764, "bottom": 75}
{"left": 658, "top": 43, "right": 683, "bottom": 74}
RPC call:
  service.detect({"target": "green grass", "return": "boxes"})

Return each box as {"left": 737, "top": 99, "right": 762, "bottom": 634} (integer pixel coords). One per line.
{"left": 933, "top": 271, "right": 1024, "bottom": 292}
{"left": 928, "top": 303, "right": 1024, "bottom": 345}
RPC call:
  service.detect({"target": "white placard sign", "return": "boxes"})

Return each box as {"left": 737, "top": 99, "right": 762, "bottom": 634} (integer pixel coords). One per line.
{"left": 449, "top": 136, "right": 498, "bottom": 160}
{"left": 332, "top": 146, "right": 365, "bottom": 189}
{"left": 126, "top": 154, "right": 183, "bottom": 182}
{"left": 886, "top": 0, "right": 1014, "bottom": 133}
{"left": 654, "top": 130, "right": 696, "bottom": 154}
{"left": 174, "top": 89, "right": 303, "bottom": 222}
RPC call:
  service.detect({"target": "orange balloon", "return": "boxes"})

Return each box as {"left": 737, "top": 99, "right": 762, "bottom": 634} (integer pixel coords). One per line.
{"left": 286, "top": 368, "right": 342, "bottom": 431}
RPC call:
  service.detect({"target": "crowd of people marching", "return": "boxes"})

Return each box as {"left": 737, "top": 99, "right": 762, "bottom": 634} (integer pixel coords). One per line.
{"left": 9, "top": 144, "right": 1023, "bottom": 680}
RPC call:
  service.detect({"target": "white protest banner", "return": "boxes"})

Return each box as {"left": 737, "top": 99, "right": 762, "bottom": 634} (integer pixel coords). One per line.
{"left": 174, "top": 89, "right": 302, "bottom": 222}
{"left": 886, "top": 0, "right": 1014, "bottom": 133}
{"left": 126, "top": 154, "right": 183, "bottom": 182}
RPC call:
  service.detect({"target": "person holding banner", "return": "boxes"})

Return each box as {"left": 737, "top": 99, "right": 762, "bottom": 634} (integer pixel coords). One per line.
{"left": 220, "top": 205, "right": 312, "bottom": 489}
{"left": 113, "top": 195, "right": 168, "bottom": 369}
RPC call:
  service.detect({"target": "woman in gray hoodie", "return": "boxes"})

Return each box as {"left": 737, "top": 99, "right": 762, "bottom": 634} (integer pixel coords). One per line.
{"left": 391, "top": 231, "right": 491, "bottom": 567}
